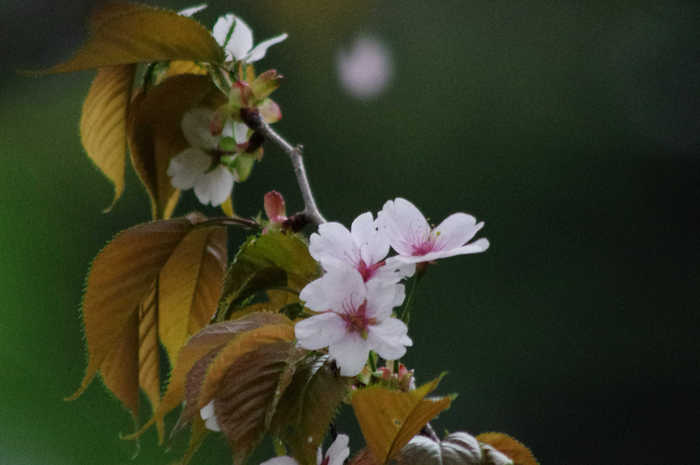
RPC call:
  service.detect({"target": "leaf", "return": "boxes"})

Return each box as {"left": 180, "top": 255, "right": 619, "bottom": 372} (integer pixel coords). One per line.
{"left": 80, "top": 64, "right": 135, "bottom": 211}
{"left": 271, "top": 357, "right": 352, "bottom": 465}
{"left": 388, "top": 432, "right": 514, "bottom": 465}
{"left": 128, "top": 74, "right": 225, "bottom": 218}
{"left": 100, "top": 310, "right": 139, "bottom": 418}
{"left": 164, "top": 60, "right": 208, "bottom": 80}
{"left": 124, "top": 313, "right": 292, "bottom": 441}
{"left": 67, "top": 217, "right": 198, "bottom": 402}
{"left": 159, "top": 224, "right": 227, "bottom": 366}
{"left": 351, "top": 376, "right": 454, "bottom": 465}
{"left": 31, "top": 2, "right": 223, "bottom": 74}
{"left": 218, "top": 231, "right": 320, "bottom": 319}
{"left": 475, "top": 434, "right": 538, "bottom": 465}
{"left": 213, "top": 342, "right": 300, "bottom": 465}
{"left": 138, "top": 280, "right": 164, "bottom": 440}
{"left": 182, "top": 414, "right": 209, "bottom": 465}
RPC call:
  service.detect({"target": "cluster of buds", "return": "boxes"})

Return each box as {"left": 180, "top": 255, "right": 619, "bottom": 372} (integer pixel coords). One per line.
{"left": 376, "top": 362, "right": 415, "bottom": 392}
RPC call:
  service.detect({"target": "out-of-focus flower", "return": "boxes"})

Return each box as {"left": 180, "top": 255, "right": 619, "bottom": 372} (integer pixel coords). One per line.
{"left": 259, "top": 433, "right": 351, "bottom": 465}
{"left": 213, "top": 14, "right": 288, "bottom": 63}
{"left": 167, "top": 107, "right": 246, "bottom": 206}
{"left": 336, "top": 35, "right": 393, "bottom": 100}
{"left": 296, "top": 267, "right": 411, "bottom": 376}
{"left": 199, "top": 400, "right": 221, "bottom": 432}
{"left": 309, "top": 212, "right": 414, "bottom": 285}
{"left": 377, "top": 198, "right": 489, "bottom": 264}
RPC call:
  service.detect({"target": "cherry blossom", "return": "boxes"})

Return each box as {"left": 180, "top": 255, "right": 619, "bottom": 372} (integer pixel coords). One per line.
{"left": 296, "top": 267, "right": 411, "bottom": 376}
{"left": 167, "top": 107, "right": 247, "bottom": 206}
{"left": 377, "top": 198, "right": 490, "bottom": 264}
{"left": 260, "top": 434, "right": 351, "bottom": 465}
{"left": 309, "top": 212, "right": 414, "bottom": 285}
{"left": 213, "top": 14, "right": 288, "bottom": 63}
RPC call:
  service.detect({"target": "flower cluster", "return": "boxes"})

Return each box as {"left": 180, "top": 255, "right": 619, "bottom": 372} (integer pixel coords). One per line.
{"left": 295, "top": 198, "right": 489, "bottom": 376}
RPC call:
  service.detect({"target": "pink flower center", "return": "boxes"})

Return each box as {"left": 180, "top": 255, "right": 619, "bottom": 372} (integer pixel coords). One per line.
{"left": 320, "top": 457, "right": 330, "bottom": 465}
{"left": 340, "top": 300, "right": 376, "bottom": 334}
{"left": 411, "top": 240, "right": 436, "bottom": 256}
{"left": 357, "top": 259, "right": 385, "bottom": 281}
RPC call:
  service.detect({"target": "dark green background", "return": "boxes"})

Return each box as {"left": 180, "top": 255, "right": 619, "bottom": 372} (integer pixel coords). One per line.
{"left": 1, "top": 1, "right": 698, "bottom": 464}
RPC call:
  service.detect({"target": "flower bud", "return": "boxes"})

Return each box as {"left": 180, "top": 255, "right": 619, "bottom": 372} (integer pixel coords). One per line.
{"left": 264, "top": 191, "right": 287, "bottom": 224}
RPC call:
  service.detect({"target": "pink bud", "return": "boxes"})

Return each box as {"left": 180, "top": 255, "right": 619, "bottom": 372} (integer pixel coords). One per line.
{"left": 264, "top": 191, "right": 287, "bottom": 224}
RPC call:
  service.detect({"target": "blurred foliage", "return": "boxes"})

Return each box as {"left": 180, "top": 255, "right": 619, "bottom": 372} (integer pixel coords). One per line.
{"left": 1, "top": 0, "right": 699, "bottom": 464}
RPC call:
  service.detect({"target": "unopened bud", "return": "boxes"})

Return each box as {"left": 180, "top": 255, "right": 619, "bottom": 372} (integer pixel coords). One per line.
{"left": 264, "top": 191, "right": 287, "bottom": 224}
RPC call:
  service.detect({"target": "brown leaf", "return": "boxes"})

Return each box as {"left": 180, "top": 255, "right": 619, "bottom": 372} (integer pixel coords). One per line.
{"left": 164, "top": 60, "right": 208, "bottom": 80}
{"left": 101, "top": 310, "right": 139, "bottom": 418}
{"left": 128, "top": 74, "right": 225, "bottom": 219}
{"left": 138, "top": 280, "right": 163, "bottom": 440}
{"left": 476, "top": 433, "right": 538, "bottom": 465}
{"left": 352, "top": 376, "right": 453, "bottom": 465}
{"left": 79, "top": 64, "right": 135, "bottom": 211}
{"left": 159, "top": 224, "right": 227, "bottom": 366}
{"left": 389, "top": 432, "right": 514, "bottom": 465}
{"left": 31, "top": 2, "right": 223, "bottom": 74}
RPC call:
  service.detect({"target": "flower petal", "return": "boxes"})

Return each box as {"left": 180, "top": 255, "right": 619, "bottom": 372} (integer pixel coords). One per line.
{"left": 367, "top": 317, "right": 412, "bottom": 361}
{"left": 351, "top": 212, "right": 390, "bottom": 267}
{"left": 167, "top": 147, "right": 211, "bottom": 190}
{"left": 246, "top": 33, "right": 289, "bottom": 62}
{"left": 365, "top": 280, "right": 404, "bottom": 321}
{"left": 178, "top": 4, "right": 207, "bottom": 17}
{"left": 299, "top": 267, "right": 365, "bottom": 312}
{"left": 329, "top": 332, "right": 370, "bottom": 376}
{"left": 325, "top": 434, "right": 351, "bottom": 465}
{"left": 433, "top": 213, "right": 482, "bottom": 252}
{"left": 227, "top": 15, "right": 254, "bottom": 61}
{"left": 377, "top": 198, "right": 431, "bottom": 256}
{"left": 260, "top": 456, "right": 299, "bottom": 465}
{"left": 309, "top": 222, "right": 360, "bottom": 271}
{"left": 233, "top": 121, "right": 249, "bottom": 144}
{"left": 388, "top": 237, "right": 490, "bottom": 264}
{"left": 193, "top": 165, "right": 234, "bottom": 206}
{"left": 212, "top": 14, "right": 234, "bottom": 47}
{"left": 295, "top": 312, "right": 346, "bottom": 350}
{"left": 200, "top": 400, "right": 221, "bottom": 432}
{"left": 181, "top": 107, "right": 219, "bottom": 150}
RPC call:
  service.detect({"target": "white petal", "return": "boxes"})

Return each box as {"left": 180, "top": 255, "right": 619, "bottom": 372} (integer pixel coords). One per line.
{"left": 367, "top": 318, "right": 412, "bottom": 360}
{"left": 370, "top": 256, "right": 415, "bottom": 285}
{"left": 193, "top": 165, "right": 234, "bottom": 206}
{"left": 213, "top": 14, "right": 234, "bottom": 46}
{"left": 260, "top": 456, "right": 299, "bottom": 465}
{"left": 234, "top": 121, "right": 249, "bottom": 144}
{"left": 200, "top": 401, "right": 221, "bottom": 432}
{"left": 246, "top": 33, "right": 289, "bottom": 62}
{"left": 182, "top": 107, "right": 219, "bottom": 150}
{"left": 389, "top": 238, "right": 490, "bottom": 264}
{"left": 299, "top": 267, "right": 365, "bottom": 312}
{"left": 325, "top": 434, "right": 351, "bottom": 465}
{"left": 365, "top": 280, "right": 404, "bottom": 320}
{"left": 351, "top": 212, "right": 390, "bottom": 266}
{"left": 433, "top": 213, "right": 482, "bottom": 252}
{"left": 377, "top": 198, "right": 431, "bottom": 257}
{"left": 329, "top": 332, "right": 370, "bottom": 376}
{"left": 295, "top": 313, "right": 347, "bottom": 350}
{"left": 226, "top": 16, "right": 254, "bottom": 60}
{"left": 309, "top": 222, "right": 360, "bottom": 271}
{"left": 167, "top": 148, "right": 211, "bottom": 190}
{"left": 178, "top": 4, "right": 207, "bottom": 17}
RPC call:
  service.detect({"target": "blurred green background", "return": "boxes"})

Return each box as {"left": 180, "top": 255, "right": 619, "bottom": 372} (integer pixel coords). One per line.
{"left": 1, "top": 1, "right": 699, "bottom": 464}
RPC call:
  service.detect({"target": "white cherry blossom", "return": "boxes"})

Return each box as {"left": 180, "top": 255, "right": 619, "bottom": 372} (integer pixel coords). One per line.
{"left": 259, "top": 434, "right": 351, "bottom": 465}
{"left": 309, "top": 212, "right": 414, "bottom": 285}
{"left": 377, "top": 198, "right": 490, "bottom": 264}
{"left": 167, "top": 107, "right": 245, "bottom": 206}
{"left": 296, "top": 267, "right": 411, "bottom": 376}
{"left": 213, "top": 14, "right": 288, "bottom": 63}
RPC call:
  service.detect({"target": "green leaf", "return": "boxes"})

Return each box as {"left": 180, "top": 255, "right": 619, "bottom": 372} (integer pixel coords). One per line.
{"left": 218, "top": 231, "right": 320, "bottom": 319}
{"left": 388, "top": 432, "right": 514, "bottom": 465}
{"left": 127, "top": 74, "right": 225, "bottom": 219}
{"left": 271, "top": 357, "right": 352, "bottom": 465}
{"left": 351, "top": 376, "right": 454, "bottom": 464}
{"left": 29, "top": 2, "right": 223, "bottom": 74}
{"left": 475, "top": 433, "right": 538, "bottom": 465}
{"left": 79, "top": 64, "right": 136, "bottom": 211}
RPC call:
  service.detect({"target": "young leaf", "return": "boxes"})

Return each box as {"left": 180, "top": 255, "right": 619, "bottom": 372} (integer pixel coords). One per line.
{"left": 124, "top": 313, "right": 293, "bottom": 441}
{"left": 67, "top": 217, "right": 198, "bottom": 403}
{"left": 138, "top": 280, "right": 164, "bottom": 439}
{"left": 127, "top": 74, "right": 225, "bottom": 218}
{"left": 389, "top": 432, "right": 513, "bottom": 465}
{"left": 475, "top": 433, "right": 538, "bottom": 465}
{"left": 31, "top": 2, "right": 223, "bottom": 74}
{"left": 213, "top": 342, "right": 299, "bottom": 465}
{"left": 158, "top": 224, "right": 227, "bottom": 366}
{"left": 218, "top": 231, "right": 320, "bottom": 318}
{"left": 351, "top": 376, "right": 454, "bottom": 464}
{"left": 164, "top": 60, "right": 208, "bottom": 80}
{"left": 271, "top": 357, "right": 352, "bottom": 465}
{"left": 80, "top": 64, "right": 135, "bottom": 211}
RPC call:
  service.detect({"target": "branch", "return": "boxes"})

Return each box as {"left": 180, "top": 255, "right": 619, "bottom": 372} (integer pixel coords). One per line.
{"left": 243, "top": 110, "right": 327, "bottom": 225}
